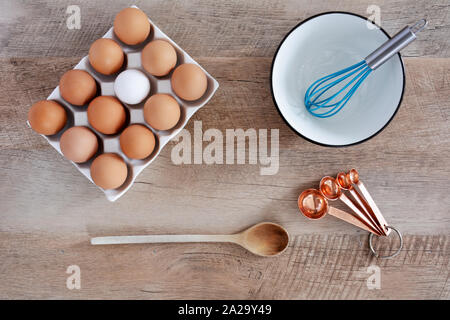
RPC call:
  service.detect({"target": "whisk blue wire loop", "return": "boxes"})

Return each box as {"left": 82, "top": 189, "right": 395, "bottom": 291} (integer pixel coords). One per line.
{"left": 304, "top": 61, "right": 372, "bottom": 118}
{"left": 303, "top": 19, "right": 427, "bottom": 118}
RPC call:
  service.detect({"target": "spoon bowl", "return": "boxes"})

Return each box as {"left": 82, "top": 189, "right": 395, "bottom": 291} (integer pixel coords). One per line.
{"left": 319, "top": 176, "right": 342, "bottom": 200}
{"left": 298, "top": 188, "right": 328, "bottom": 219}
{"left": 240, "top": 222, "right": 290, "bottom": 257}
{"left": 337, "top": 172, "right": 352, "bottom": 189}
{"left": 348, "top": 168, "right": 360, "bottom": 184}
{"left": 297, "top": 188, "right": 380, "bottom": 234}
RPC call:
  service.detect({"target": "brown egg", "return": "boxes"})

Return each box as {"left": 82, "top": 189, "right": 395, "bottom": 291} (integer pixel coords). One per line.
{"left": 90, "top": 153, "right": 128, "bottom": 189}
{"left": 141, "top": 40, "right": 177, "bottom": 76}
{"left": 28, "top": 100, "right": 67, "bottom": 135}
{"left": 89, "top": 38, "right": 124, "bottom": 75}
{"left": 113, "top": 7, "right": 150, "bottom": 45}
{"left": 88, "top": 96, "right": 126, "bottom": 135}
{"left": 120, "top": 124, "right": 155, "bottom": 159}
{"left": 59, "top": 70, "right": 97, "bottom": 106}
{"left": 171, "top": 64, "right": 207, "bottom": 101}
{"left": 59, "top": 126, "right": 98, "bottom": 163}
{"left": 144, "top": 94, "right": 180, "bottom": 130}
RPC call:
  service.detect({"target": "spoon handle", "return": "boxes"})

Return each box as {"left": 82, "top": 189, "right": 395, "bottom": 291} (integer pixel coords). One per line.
{"left": 338, "top": 194, "right": 383, "bottom": 235}
{"left": 328, "top": 206, "right": 381, "bottom": 235}
{"left": 348, "top": 188, "right": 386, "bottom": 236}
{"left": 356, "top": 181, "right": 391, "bottom": 235}
{"left": 91, "top": 234, "right": 237, "bottom": 245}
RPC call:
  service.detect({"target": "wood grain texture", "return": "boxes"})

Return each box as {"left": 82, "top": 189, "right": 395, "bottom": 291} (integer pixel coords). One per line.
{"left": 0, "top": 232, "right": 448, "bottom": 299}
{"left": 1, "top": 0, "right": 449, "bottom": 59}
{"left": 1, "top": 0, "right": 450, "bottom": 299}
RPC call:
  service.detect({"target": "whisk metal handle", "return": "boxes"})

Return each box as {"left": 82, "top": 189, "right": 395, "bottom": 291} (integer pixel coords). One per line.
{"left": 364, "top": 19, "right": 427, "bottom": 70}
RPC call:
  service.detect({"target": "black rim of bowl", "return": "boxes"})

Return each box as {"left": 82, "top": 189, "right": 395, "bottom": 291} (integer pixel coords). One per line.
{"left": 270, "top": 11, "right": 406, "bottom": 148}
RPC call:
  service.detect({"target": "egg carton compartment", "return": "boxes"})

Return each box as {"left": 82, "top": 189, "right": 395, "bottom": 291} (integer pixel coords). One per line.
{"left": 31, "top": 6, "right": 219, "bottom": 201}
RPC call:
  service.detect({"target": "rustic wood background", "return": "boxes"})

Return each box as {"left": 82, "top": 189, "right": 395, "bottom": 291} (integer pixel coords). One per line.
{"left": 1, "top": 0, "right": 449, "bottom": 299}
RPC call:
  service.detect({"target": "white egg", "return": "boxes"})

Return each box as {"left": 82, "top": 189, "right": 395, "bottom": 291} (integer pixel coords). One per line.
{"left": 114, "top": 69, "right": 150, "bottom": 104}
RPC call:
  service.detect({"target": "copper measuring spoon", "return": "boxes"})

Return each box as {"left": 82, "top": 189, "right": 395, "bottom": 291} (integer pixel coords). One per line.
{"left": 319, "top": 176, "right": 382, "bottom": 235}
{"left": 91, "top": 222, "right": 290, "bottom": 257}
{"left": 298, "top": 189, "right": 380, "bottom": 234}
{"left": 347, "top": 168, "right": 390, "bottom": 235}
{"left": 336, "top": 172, "right": 386, "bottom": 236}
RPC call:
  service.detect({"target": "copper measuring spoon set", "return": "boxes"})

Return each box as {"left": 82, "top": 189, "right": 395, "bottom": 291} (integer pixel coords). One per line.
{"left": 298, "top": 168, "right": 402, "bottom": 258}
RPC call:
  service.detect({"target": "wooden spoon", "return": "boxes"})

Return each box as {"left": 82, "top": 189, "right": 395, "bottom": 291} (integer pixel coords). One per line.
{"left": 90, "top": 222, "right": 289, "bottom": 257}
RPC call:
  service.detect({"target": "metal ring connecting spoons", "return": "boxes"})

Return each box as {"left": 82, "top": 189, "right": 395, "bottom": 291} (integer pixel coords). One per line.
{"left": 369, "top": 226, "right": 403, "bottom": 259}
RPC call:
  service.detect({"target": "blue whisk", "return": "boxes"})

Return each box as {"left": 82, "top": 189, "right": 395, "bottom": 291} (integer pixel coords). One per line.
{"left": 304, "top": 19, "right": 427, "bottom": 118}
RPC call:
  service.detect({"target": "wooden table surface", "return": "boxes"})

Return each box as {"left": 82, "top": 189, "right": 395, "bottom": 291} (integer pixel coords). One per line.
{"left": 1, "top": 0, "right": 449, "bottom": 299}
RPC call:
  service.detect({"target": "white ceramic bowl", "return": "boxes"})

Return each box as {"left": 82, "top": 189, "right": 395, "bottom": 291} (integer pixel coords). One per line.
{"left": 271, "top": 12, "right": 405, "bottom": 146}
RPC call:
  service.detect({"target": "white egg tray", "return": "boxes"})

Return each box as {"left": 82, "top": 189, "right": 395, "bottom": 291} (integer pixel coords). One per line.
{"left": 30, "top": 6, "right": 219, "bottom": 201}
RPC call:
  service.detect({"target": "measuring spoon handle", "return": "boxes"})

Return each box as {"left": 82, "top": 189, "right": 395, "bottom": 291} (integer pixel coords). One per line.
{"left": 328, "top": 206, "right": 381, "bottom": 235}
{"left": 356, "top": 181, "right": 390, "bottom": 235}
{"left": 349, "top": 188, "right": 386, "bottom": 235}
{"left": 339, "top": 194, "right": 382, "bottom": 235}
